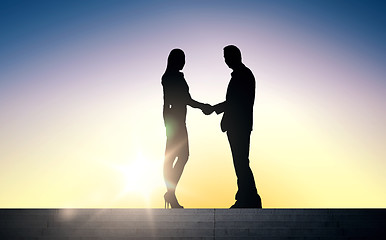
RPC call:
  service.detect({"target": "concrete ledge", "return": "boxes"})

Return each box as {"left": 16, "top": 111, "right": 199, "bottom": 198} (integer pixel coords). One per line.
{"left": 0, "top": 209, "right": 385, "bottom": 239}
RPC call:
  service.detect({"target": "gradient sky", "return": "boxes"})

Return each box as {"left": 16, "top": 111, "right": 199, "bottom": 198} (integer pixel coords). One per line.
{"left": 0, "top": 0, "right": 385, "bottom": 208}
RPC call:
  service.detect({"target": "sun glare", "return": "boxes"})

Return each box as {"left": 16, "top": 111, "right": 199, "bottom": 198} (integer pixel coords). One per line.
{"left": 116, "top": 153, "right": 162, "bottom": 199}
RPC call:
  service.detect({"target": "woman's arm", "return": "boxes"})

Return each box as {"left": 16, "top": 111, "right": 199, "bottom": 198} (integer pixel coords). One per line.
{"left": 187, "top": 97, "right": 205, "bottom": 109}
{"left": 187, "top": 97, "right": 213, "bottom": 115}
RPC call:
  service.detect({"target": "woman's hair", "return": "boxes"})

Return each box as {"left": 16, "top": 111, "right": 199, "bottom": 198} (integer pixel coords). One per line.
{"left": 166, "top": 48, "right": 185, "bottom": 71}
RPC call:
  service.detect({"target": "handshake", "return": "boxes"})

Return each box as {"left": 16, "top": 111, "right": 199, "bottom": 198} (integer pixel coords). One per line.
{"left": 201, "top": 104, "right": 215, "bottom": 115}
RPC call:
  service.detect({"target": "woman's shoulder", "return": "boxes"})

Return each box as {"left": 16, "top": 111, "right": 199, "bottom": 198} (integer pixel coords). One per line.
{"left": 162, "top": 71, "right": 184, "bottom": 84}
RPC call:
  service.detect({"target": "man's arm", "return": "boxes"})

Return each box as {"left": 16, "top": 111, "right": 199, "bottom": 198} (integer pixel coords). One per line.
{"left": 213, "top": 101, "right": 226, "bottom": 114}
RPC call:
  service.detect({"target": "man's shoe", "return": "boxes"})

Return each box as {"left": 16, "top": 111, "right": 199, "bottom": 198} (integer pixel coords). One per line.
{"left": 230, "top": 201, "right": 243, "bottom": 208}
{"left": 230, "top": 196, "right": 262, "bottom": 208}
{"left": 245, "top": 200, "right": 262, "bottom": 208}
{"left": 248, "top": 194, "right": 262, "bottom": 208}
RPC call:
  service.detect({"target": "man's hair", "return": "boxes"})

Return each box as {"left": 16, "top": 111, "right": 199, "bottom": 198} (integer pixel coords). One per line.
{"left": 224, "top": 45, "right": 242, "bottom": 61}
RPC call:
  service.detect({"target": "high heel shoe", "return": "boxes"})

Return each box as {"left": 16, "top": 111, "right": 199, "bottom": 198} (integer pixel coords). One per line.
{"left": 164, "top": 197, "right": 170, "bottom": 209}
{"left": 164, "top": 192, "right": 183, "bottom": 209}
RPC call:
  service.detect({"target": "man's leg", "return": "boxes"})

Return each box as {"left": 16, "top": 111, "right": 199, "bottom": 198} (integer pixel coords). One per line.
{"left": 227, "top": 130, "right": 261, "bottom": 208}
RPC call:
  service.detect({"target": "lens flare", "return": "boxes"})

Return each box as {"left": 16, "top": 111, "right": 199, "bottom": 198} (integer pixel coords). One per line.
{"left": 113, "top": 153, "right": 161, "bottom": 200}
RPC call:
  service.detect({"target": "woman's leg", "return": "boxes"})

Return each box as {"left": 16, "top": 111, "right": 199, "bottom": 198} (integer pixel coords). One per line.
{"left": 164, "top": 154, "right": 188, "bottom": 193}
{"left": 172, "top": 127, "right": 189, "bottom": 190}
{"left": 163, "top": 125, "right": 188, "bottom": 208}
{"left": 164, "top": 150, "right": 176, "bottom": 193}
{"left": 172, "top": 154, "right": 188, "bottom": 188}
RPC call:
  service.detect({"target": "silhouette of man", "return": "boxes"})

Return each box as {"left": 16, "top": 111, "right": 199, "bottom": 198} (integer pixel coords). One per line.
{"left": 213, "top": 45, "right": 262, "bottom": 208}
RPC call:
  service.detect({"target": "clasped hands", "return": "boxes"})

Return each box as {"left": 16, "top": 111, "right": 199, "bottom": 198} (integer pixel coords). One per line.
{"left": 201, "top": 104, "right": 215, "bottom": 115}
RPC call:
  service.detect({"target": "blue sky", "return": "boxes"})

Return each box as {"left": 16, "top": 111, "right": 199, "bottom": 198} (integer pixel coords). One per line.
{"left": 1, "top": 0, "right": 385, "bottom": 73}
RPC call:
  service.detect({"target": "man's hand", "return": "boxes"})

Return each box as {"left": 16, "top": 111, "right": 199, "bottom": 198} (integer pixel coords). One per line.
{"left": 202, "top": 104, "right": 214, "bottom": 115}
{"left": 214, "top": 107, "right": 222, "bottom": 114}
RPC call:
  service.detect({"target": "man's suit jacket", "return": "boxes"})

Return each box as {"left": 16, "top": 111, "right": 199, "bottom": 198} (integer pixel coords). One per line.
{"left": 215, "top": 64, "right": 255, "bottom": 132}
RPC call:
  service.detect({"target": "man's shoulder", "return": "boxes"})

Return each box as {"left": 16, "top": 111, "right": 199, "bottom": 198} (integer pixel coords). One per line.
{"left": 242, "top": 65, "right": 254, "bottom": 78}
{"left": 233, "top": 65, "right": 254, "bottom": 83}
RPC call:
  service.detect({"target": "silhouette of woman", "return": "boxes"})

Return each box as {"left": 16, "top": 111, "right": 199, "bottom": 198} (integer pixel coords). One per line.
{"left": 162, "top": 49, "right": 210, "bottom": 208}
